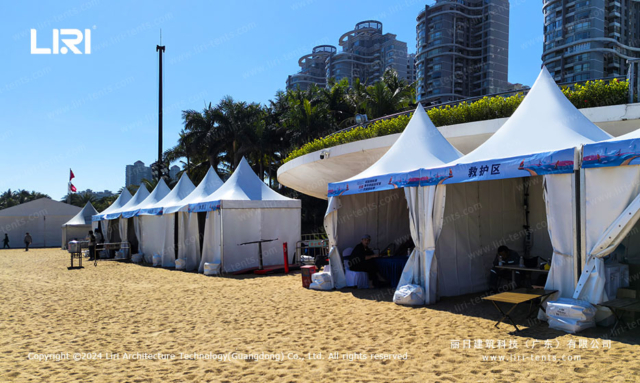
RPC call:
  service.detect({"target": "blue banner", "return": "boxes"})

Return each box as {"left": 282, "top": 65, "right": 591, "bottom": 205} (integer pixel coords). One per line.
{"left": 137, "top": 207, "right": 163, "bottom": 216}
{"left": 121, "top": 210, "right": 139, "bottom": 219}
{"left": 583, "top": 138, "right": 640, "bottom": 168}
{"left": 327, "top": 148, "right": 575, "bottom": 197}
{"left": 91, "top": 215, "right": 104, "bottom": 222}
{"left": 105, "top": 213, "right": 122, "bottom": 220}
{"left": 188, "top": 201, "right": 221, "bottom": 213}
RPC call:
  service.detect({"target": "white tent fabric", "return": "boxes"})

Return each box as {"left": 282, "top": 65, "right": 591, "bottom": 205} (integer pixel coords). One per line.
{"left": 424, "top": 68, "right": 609, "bottom": 302}
{"left": 92, "top": 189, "right": 132, "bottom": 221}
{"left": 397, "top": 186, "right": 446, "bottom": 305}
{"left": 192, "top": 158, "right": 301, "bottom": 274}
{"left": 325, "top": 105, "right": 462, "bottom": 296}
{"left": 92, "top": 189, "right": 133, "bottom": 242}
{"left": 0, "top": 198, "right": 81, "bottom": 248}
{"left": 574, "top": 127, "right": 640, "bottom": 304}
{"left": 199, "top": 210, "right": 222, "bottom": 273}
{"left": 326, "top": 104, "right": 462, "bottom": 296}
{"left": 127, "top": 179, "right": 171, "bottom": 262}
{"left": 62, "top": 202, "right": 98, "bottom": 248}
{"left": 165, "top": 167, "right": 223, "bottom": 271}
{"left": 138, "top": 174, "right": 195, "bottom": 267}
{"left": 113, "top": 185, "right": 150, "bottom": 248}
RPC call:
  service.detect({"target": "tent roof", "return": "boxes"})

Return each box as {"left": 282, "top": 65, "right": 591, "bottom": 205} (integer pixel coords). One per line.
{"left": 0, "top": 198, "right": 82, "bottom": 217}
{"left": 125, "top": 178, "right": 172, "bottom": 216}
{"left": 103, "top": 185, "right": 150, "bottom": 219}
{"left": 344, "top": 104, "right": 463, "bottom": 182}
{"left": 138, "top": 174, "right": 195, "bottom": 215}
{"left": 63, "top": 202, "right": 98, "bottom": 226}
{"left": 190, "top": 158, "right": 300, "bottom": 211}
{"left": 450, "top": 67, "right": 611, "bottom": 166}
{"left": 327, "top": 105, "right": 462, "bottom": 196}
{"left": 163, "top": 166, "right": 224, "bottom": 214}
{"left": 94, "top": 189, "right": 132, "bottom": 220}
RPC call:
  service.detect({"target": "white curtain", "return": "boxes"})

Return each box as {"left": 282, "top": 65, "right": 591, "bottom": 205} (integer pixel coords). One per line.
{"left": 574, "top": 166, "right": 640, "bottom": 304}
{"left": 396, "top": 185, "right": 446, "bottom": 305}
{"left": 118, "top": 218, "right": 128, "bottom": 243}
{"left": 543, "top": 174, "right": 576, "bottom": 299}
{"left": 324, "top": 197, "right": 346, "bottom": 289}
{"left": 179, "top": 211, "right": 201, "bottom": 272}
{"left": 161, "top": 214, "right": 176, "bottom": 268}
{"left": 133, "top": 217, "right": 142, "bottom": 255}
{"left": 199, "top": 210, "right": 221, "bottom": 273}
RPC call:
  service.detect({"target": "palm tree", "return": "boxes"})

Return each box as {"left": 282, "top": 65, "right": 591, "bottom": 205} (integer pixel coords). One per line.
{"left": 357, "top": 69, "right": 415, "bottom": 119}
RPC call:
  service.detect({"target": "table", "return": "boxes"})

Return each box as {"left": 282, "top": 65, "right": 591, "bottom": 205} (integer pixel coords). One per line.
{"left": 373, "top": 255, "right": 409, "bottom": 288}
{"left": 494, "top": 265, "right": 549, "bottom": 287}
{"left": 482, "top": 288, "right": 558, "bottom": 332}
{"left": 600, "top": 298, "right": 640, "bottom": 334}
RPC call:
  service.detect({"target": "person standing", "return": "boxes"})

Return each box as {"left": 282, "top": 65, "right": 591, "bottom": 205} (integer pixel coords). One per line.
{"left": 2, "top": 234, "right": 9, "bottom": 249}
{"left": 24, "top": 233, "right": 32, "bottom": 252}
{"left": 87, "top": 230, "right": 96, "bottom": 261}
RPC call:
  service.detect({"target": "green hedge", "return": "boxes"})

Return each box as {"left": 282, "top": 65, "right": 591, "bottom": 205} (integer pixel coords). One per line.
{"left": 284, "top": 79, "right": 629, "bottom": 163}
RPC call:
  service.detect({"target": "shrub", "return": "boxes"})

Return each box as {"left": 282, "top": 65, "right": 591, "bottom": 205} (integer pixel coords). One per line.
{"left": 283, "top": 80, "right": 629, "bottom": 163}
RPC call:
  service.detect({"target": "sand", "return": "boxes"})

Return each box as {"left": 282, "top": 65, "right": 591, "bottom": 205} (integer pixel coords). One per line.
{"left": 0, "top": 248, "right": 638, "bottom": 382}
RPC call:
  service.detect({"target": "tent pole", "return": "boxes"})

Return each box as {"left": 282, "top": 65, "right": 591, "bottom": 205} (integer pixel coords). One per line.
{"left": 579, "top": 168, "right": 586, "bottom": 275}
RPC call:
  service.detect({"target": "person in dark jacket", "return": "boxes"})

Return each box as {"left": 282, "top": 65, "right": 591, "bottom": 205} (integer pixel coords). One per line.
{"left": 489, "top": 245, "right": 521, "bottom": 290}
{"left": 24, "top": 233, "right": 32, "bottom": 251}
{"left": 2, "top": 234, "right": 9, "bottom": 249}
{"left": 87, "top": 230, "right": 97, "bottom": 261}
{"left": 348, "top": 234, "right": 387, "bottom": 287}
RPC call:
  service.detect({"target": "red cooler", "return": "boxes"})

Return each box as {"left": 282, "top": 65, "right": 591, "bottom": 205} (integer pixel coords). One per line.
{"left": 301, "top": 265, "right": 317, "bottom": 288}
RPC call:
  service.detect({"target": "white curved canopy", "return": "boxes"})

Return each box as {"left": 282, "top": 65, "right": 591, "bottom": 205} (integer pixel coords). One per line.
{"left": 164, "top": 166, "right": 224, "bottom": 214}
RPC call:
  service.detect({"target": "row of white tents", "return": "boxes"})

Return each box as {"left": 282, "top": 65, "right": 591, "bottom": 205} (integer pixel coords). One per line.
{"left": 92, "top": 158, "right": 301, "bottom": 274}
{"left": 323, "top": 67, "right": 639, "bottom": 317}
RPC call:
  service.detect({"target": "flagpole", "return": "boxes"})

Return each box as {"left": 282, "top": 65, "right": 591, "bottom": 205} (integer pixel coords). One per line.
{"left": 67, "top": 168, "right": 70, "bottom": 205}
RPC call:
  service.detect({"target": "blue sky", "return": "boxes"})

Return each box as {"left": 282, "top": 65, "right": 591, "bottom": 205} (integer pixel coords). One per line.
{"left": 0, "top": 0, "right": 543, "bottom": 200}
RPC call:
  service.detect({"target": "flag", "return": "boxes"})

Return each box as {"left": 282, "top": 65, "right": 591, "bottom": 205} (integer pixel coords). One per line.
{"left": 70, "top": 169, "right": 75, "bottom": 181}
{"left": 69, "top": 182, "right": 77, "bottom": 193}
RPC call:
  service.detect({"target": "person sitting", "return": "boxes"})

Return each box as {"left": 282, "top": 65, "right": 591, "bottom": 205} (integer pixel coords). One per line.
{"left": 348, "top": 234, "right": 387, "bottom": 288}
{"left": 489, "top": 245, "right": 520, "bottom": 290}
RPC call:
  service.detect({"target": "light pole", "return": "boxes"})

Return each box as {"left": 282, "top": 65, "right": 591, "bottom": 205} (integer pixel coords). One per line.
{"left": 156, "top": 43, "right": 165, "bottom": 169}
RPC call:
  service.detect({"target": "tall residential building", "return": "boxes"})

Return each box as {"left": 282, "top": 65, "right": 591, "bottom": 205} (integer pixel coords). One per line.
{"left": 286, "top": 45, "right": 337, "bottom": 91}
{"left": 169, "top": 165, "right": 180, "bottom": 181}
{"left": 125, "top": 160, "right": 152, "bottom": 187}
{"left": 287, "top": 21, "right": 413, "bottom": 90}
{"left": 542, "top": 0, "right": 640, "bottom": 83}
{"left": 416, "top": 0, "right": 510, "bottom": 104}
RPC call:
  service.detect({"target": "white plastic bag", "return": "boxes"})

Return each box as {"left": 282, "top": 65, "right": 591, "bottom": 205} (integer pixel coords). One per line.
{"left": 175, "top": 258, "right": 186, "bottom": 270}
{"left": 204, "top": 262, "right": 221, "bottom": 276}
{"left": 546, "top": 298, "right": 596, "bottom": 321}
{"left": 152, "top": 254, "right": 162, "bottom": 267}
{"left": 310, "top": 272, "right": 333, "bottom": 291}
{"left": 131, "top": 253, "right": 143, "bottom": 263}
{"left": 393, "top": 284, "right": 425, "bottom": 306}
{"left": 548, "top": 316, "right": 595, "bottom": 334}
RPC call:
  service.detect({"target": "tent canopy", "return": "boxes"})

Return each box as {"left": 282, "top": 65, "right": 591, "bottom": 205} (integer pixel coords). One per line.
{"left": 328, "top": 104, "right": 463, "bottom": 197}
{"left": 190, "top": 158, "right": 300, "bottom": 212}
{"left": 63, "top": 202, "right": 98, "bottom": 227}
{"left": 372, "top": 68, "right": 612, "bottom": 188}
{"left": 121, "top": 179, "right": 171, "bottom": 218}
{"left": 138, "top": 174, "right": 195, "bottom": 216}
{"left": 103, "top": 185, "right": 150, "bottom": 220}
{"left": 164, "top": 166, "right": 224, "bottom": 214}
{"left": 92, "top": 189, "right": 132, "bottom": 221}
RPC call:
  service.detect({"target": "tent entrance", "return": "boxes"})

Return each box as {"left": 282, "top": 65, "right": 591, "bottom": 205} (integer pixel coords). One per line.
{"left": 436, "top": 176, "right": 552, "bottom": 297}
{"left": 127, "top": 217, "right": 138, "bottom": 254}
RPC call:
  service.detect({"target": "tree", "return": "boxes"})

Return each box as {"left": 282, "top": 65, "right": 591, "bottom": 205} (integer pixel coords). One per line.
{"left": 0, "top": 189, "right": 50, "bottom": 210}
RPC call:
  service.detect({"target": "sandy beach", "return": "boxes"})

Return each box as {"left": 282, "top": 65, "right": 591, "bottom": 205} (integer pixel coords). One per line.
{"left": 0, "top": 248, "right": 638, "bottom": 382}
